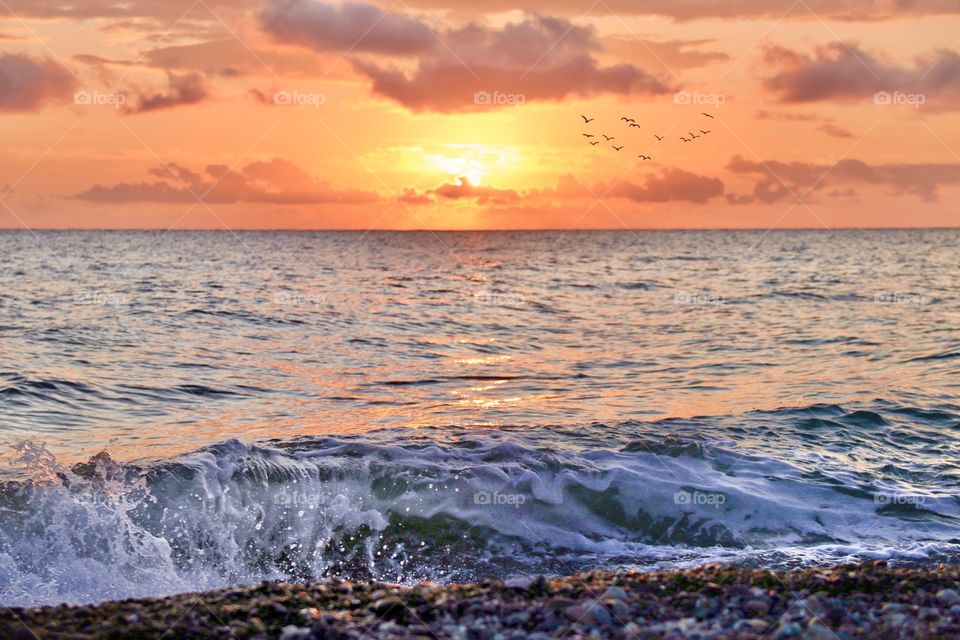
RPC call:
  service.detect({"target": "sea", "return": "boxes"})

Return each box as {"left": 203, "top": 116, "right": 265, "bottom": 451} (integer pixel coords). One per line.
{"left": 0, "top": 229, "right": 957, "bottom": 607}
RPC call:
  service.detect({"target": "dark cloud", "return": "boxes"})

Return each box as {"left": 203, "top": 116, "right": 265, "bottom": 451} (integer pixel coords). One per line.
{"left": 762, "top": 42, "right": 960, "bottom": 109}
{"left": 72, "top": 158, "right": 381, "bottom": 204}
{"left": 0, "top": 53, "right": 77, "bottom": 112}
{"left": 261, "top": 2, "right": 672, "bottom": 112}
{"left": 602, "top": 168, "right": 725, "bottom": 204}
{"left": 261, "top": 0, "right": 436, "bottom": 56}
{"left": 818, "top": 123, "right": 855, "bottom": 138}
{"left": 124, "top": 72, "right": 209, "bottom": 113}
{"left": 430, "top": 178, "right": 521, "bottom": 205}
{"left": 728, "top": 155, "right": 960, "bottom": 203}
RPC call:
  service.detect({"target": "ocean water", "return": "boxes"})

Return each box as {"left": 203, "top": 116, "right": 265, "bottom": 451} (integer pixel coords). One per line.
{"left": 0, "top": 229, "right": 957, "bottom": 606}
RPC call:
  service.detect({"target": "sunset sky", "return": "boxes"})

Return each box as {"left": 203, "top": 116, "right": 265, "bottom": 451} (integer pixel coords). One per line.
{"left": 1, "top": 0, "right": 959, "bottom": 230}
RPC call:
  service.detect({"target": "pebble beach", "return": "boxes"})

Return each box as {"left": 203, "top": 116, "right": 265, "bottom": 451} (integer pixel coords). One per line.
{"left": 5, "top": 561, "right": 960, "bottom": 640}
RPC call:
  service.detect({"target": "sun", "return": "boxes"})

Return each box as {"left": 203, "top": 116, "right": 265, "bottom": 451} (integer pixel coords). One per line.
{"left": 429, "top": 154, "right": 485, "bottom": 185}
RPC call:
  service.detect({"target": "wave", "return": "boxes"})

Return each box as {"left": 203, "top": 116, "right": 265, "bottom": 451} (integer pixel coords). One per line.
{"left": 1, "top": 422, "right": 958, "bottom": 608}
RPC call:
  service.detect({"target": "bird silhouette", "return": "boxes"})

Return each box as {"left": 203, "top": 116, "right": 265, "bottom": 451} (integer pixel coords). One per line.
{"left": 620, "top": 117, "right": 635, "bottom": 123}
{"left": 689, "top": 132, "right": 700, "bottom": 139}
{"left": 638, "top": 155, "right": 651, "bottom": 160}
{"left": 589, "top": 141, "right": 600, "bottom": 146}
{"left": 581, "top": 115, "right": 595, "bottom": 123}
{"left": 611, "top": 145, "right": 624, "bottom": 151}
{"left": 582, "top": 133, "right": 595, "bottom": 138}
{"left": 655, "top": 135, "right": 664, "bottom": 141}
{"left": 702, "top": 113, "right": 714, "bottom": 118}
{"left": 700, "top": 130, "right": 711, "bottom": 135}
{"left": 628, "top": 123, "right": 641, "bottom": 128}
{"left": 681, "top": 137, "right": 691, "bottom": 142}
{"left": 603, "top": 135, "right": 615, "bottom": 141}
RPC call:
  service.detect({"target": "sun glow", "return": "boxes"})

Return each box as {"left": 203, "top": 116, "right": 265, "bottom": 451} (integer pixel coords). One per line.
{"left": 427, "top": 144, "right": 521, "bottom": 186}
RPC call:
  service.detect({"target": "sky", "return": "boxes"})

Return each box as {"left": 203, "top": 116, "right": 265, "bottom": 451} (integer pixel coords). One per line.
{"left": 1, "top": 0, "right": 959, "bottom": 230}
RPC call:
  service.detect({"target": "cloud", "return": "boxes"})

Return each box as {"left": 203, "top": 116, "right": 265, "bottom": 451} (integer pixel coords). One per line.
{"left": 428, "top": 177, "right": 521, "bottom": 205}
{"left": 72, "top": 158, "right": 381, "bottom": 204}
{"left": 727, "top": 155, "right": 960, "bottom": 203}
{"left": 261, "top": 0, "right": 436, "bottom": 56}
{"left": 818, "top": 123, "right": 854, "bottom": 138}
{"left": 5, "top": 0, "right": 960, "bottom": 21}
{"left": 762, "top": 42, "right": 960, "bottom": 109}
{"left": 0, "top": 53, "right": 77, "bottom": 112}
{"left": 602, "top": 168, "right": 725, "bottom": 204}
{"left": 124, "top": 72, "right": 210, "bottom": 114}
{"left": 401, "top": 0, "right": 960, "bottom": 21}
{"left": 0, "top": 0, "right": 254, "bottom": 20}
{"left": 261, "top": 1, "right": 673, "bottom": 112}
{"left": 755, "top": 109, "right": 827, "bottom": 122}
{"left": 603, "top": 37, "right": 730, "bottom": 71}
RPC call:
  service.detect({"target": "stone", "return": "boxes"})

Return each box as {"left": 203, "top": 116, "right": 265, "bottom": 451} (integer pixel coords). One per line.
{"left": 278, "top": 625, "right": 311, "bottom": 640}
{"left": 371, "top": 596, "right": 410, "bottom": 623}
{"left": 504, "top": 576, "right": 532, "bottom": 590}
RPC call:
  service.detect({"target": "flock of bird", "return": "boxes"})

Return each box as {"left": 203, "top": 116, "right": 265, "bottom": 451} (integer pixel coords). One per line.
{"left": 580, "top": 112, "right": 715, "bottom": 161}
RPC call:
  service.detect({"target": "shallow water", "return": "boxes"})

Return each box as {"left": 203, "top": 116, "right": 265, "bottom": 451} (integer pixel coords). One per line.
{"left": 0, "top": 230, "right": 958, "bottom": 605}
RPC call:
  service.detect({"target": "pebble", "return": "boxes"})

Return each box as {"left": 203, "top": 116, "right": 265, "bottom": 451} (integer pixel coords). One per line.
{"left": 278, "top": 625, "right": 310, "bottom": 640}
{"left": 504, "top": 577, "right": 533, "bottom": 590}
{"left": 6, "top": 561, "right": 960, "bottom": 640}
{"left": 601, "top": 586, "right": 627, "bottom": 601}
{"left": 371, "top": 596, "right": 410, "bottom": 623}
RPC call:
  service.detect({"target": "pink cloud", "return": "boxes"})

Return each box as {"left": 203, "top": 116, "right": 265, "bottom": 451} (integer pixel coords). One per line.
{"left": 762, "top": 43, "right": 960, "bottom": 110}
{"left": 728, "top": 155, "right": 960, "bottom": 203}
{"left": 124, "top": 72, "right": 210, "bottom": 114}
{"left": 72, "top": 158, "right": 381, "bottom": 204}
{"left": 0, "top": 53, "right": 77, "bottom": 112}
{"left": 603, "top": 169, "right": 725, "bottom": 204}
{"left": 261, "top": 3, "right": 673, "bottom": 112}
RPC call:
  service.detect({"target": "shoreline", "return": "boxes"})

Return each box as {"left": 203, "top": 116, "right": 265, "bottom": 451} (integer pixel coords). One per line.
{"left": 4, "top": 562, "right": 960, "bottom": 639}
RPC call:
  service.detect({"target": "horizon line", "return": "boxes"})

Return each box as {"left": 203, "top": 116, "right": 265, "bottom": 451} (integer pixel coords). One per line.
{"left": 1, "top": 226, "right": 958, "bottom": 233}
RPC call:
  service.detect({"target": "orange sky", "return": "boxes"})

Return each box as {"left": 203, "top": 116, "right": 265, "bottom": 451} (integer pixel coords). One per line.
{"left": 1, "top": 0, "right": 959, "bottom": 230}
